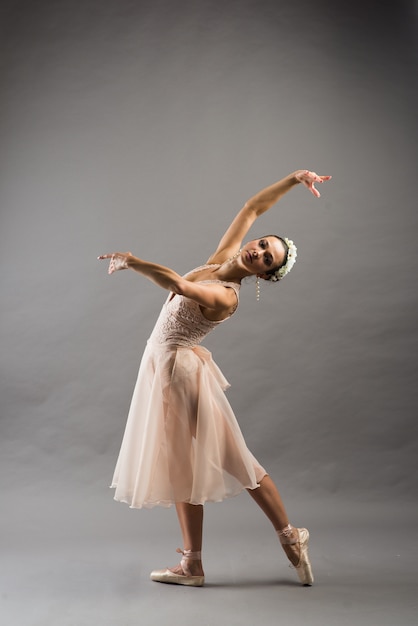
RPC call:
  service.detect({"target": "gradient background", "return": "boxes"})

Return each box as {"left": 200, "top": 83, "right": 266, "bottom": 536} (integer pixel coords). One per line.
{"left": 1, "top": 1, "right": 417, "bottom": 624}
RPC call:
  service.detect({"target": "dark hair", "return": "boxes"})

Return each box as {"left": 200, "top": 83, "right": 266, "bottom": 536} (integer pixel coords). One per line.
{"left": 263, "top": 235, "right": 289, "bottom": 279}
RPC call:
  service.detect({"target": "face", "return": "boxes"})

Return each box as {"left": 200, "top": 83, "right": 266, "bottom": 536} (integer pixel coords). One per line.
{"left": 241, "top": 236, "right": 287, "bottom": 277}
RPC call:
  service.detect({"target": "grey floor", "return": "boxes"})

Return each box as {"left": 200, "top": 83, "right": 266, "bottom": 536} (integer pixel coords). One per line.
{"left": 2, "top": 486, "right": 417, "bottom": 626}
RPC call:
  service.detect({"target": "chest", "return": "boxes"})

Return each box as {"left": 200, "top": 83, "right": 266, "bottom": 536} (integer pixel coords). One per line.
{"left": 185, "top": 267, "right": 219, "bottom": 283}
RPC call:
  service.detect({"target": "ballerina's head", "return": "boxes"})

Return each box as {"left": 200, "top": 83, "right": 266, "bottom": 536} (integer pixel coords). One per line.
{"left": 239, "top": 235, "right": 297, "bottom": 282}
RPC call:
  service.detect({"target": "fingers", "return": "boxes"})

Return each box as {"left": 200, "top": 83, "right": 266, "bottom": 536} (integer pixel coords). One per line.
{"left": 302, "top": 176, "right": 321, "bottom": 197}
{"left": 297, "top": 171, "right": 332, "bottom": 182}
{"left": 97, "top": 253, "right": 118, "bottom": 274}
{"left": 307, "top": 172, "right": 325, "bottom": 184}
{"left": 98, "top": 251, "right": 133, "bottom": 260}
{"left": 310, "top": 183, "right": 321, "bottom": 198}
{"left": 101, "top": 253, "right": 130, "bottom": 274}
{"left": 296, "top": 170, "right": 331, "bottom": 198}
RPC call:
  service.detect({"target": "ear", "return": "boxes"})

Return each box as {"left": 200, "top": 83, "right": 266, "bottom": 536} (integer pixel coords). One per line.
{"left": 257, "top": 273, "right": 268, "bottom": 280}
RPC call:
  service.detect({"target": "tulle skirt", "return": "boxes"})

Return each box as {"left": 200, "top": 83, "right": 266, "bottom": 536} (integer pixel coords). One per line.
{"left": 110, "top": 341, "right": 267, "bottom": 508}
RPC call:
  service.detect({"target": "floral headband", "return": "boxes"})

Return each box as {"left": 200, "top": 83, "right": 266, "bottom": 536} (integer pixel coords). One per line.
{"left": 266, "top": 237, "right": 297, "bottom": 282}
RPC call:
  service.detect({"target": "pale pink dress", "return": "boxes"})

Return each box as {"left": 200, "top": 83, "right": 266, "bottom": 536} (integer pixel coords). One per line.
{"left": 111, "top": 265, "right": 267, "bottom": 508}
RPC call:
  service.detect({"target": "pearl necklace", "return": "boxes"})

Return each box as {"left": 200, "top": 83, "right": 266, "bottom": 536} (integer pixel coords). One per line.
{"left": 227, "top": 248, "right": 260, "bottom": 302}
{"left": 227, "top": 249, "right": 242, "bottom": 262}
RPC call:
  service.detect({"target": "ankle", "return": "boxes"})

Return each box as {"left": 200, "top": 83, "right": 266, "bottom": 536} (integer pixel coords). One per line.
{"left": 277, "top": 524, "right": 298, "bottom": 545}
{"left": 178, "top": 548, "right": 201, "bottom": 560}
{"left": 177, "top": 548, "right": 204, "bottom": 577}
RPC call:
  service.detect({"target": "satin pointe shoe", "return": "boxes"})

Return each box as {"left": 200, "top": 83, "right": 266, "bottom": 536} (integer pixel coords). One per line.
{"left": 150, "top": 549, "right": 205, "bottom": 587}
{"left": 278, "top": 525, "right": 314, "bottom": 586}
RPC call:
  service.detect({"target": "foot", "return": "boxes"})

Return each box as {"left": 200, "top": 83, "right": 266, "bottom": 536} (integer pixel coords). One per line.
{"left": 150, "top": 549, "right": 205, "bottom": 587}
{"left": 279, "top": 527, "right": 314, "bottom": 586}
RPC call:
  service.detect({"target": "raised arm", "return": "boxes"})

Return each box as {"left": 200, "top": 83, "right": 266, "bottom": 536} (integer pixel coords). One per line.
{"left": 207, "top": 170, "right": 331, "bottom": 265}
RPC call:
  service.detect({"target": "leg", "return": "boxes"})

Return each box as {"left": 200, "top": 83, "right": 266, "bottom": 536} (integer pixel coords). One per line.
{"left": 247, "top": 475, "right": 314, "bottom": 585}
{"left": 247, "top": 475, "right": 298, "bottom": 564}
{"left": 247, "top": 475, "right": 293, "bottom": 533}
{"left": 172, "top": 502, "right": 204, "bottom": 577}
{"left": 175, "top": 502, "right": 203, "bottom": 552}
{"left": 150, "top": 502, "right": 204, "bottom": 585}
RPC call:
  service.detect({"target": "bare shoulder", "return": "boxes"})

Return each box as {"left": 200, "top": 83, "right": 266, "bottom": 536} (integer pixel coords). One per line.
{"left": 179, "top": 278, "right": 238, "bottom": 316}
{"left": 200, "top": 284, "right": 239, "bottom": 321}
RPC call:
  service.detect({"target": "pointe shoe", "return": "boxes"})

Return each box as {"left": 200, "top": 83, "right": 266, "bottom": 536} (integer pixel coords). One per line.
{"left": 150, "top": 549, "right": 205, "bottom": 587}
{"left": 293, "top": 528, "right": 314, "bottom": 586}
{"left": 279, "top": 526, "right": 314, "bottom": 586}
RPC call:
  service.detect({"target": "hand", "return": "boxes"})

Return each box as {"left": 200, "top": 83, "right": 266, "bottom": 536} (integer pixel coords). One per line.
{"left": 295, "top": 170, "right": 332, "bottom": 198}
{"left": 97, "top": 252, "right": 132, "bottom": 274}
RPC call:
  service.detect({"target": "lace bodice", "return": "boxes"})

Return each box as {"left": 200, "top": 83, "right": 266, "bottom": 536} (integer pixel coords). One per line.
{"left": 148, "top": 265, "right": 240, "bottom": 348}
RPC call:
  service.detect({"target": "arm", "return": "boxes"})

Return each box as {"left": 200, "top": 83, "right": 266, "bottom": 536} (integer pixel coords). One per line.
{"left": 97, "top": 253, "right": 237, "bottom": 312}
{"left": 207, "top": 169, "right": 331, "bottom": 264}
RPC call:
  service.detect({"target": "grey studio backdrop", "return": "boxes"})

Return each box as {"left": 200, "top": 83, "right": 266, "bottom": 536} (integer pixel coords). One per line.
{"left": 1, "top": 1, "right": 417, "bottom": 625}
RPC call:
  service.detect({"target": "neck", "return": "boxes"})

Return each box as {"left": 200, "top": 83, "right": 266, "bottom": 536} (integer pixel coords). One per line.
{"left": 215, "top": 253, "right": 251, "bottom": 283}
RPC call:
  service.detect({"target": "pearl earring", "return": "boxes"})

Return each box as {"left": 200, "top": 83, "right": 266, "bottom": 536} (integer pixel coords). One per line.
{"left": 256, "top": 276, "right": 260, "bottom": 301}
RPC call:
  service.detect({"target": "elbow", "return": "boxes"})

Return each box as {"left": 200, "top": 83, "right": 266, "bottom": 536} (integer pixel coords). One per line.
{"left": 244, "top": 200, "right": 256, "bottom": 212}
{"left": 244, "top": 199, "right": 263, "bottom": 217}
{"left": 170, "top": 277, "right": 186, "bottom": 296}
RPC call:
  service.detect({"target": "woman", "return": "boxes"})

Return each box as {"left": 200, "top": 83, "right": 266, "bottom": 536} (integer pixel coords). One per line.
{"left": 99, "top": 169, "right": 331, "bottom": 587}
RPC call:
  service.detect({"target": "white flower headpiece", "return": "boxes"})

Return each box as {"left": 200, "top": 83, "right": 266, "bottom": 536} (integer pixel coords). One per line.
{"left": 266, "top": 237, "right": 297, "bottom": 282}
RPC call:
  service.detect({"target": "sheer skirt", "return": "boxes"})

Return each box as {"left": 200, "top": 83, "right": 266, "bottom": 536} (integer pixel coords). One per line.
{"left": 111, "top": 341, "right": 267, "bottom": 508}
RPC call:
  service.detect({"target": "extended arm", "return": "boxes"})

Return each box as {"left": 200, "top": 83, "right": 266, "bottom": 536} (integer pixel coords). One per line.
{"left": 207, "top": 170, "right": 331, "bottom": 264}
{"left": 97, "top": 253, "right": 237, "bottom": 312}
